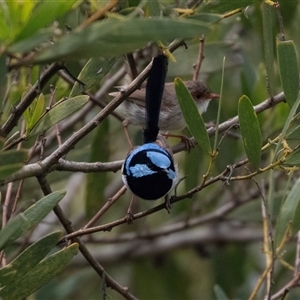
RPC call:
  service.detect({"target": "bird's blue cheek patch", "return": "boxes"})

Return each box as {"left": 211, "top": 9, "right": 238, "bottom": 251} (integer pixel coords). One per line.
{"left": 146, "top": 151, "right": 171, "bottom": 169}
{"left": 167, "top": 169, "right": 176, "bottom": 180}
{"left": 129, "top": 164, "right": 155, "bottom": 178}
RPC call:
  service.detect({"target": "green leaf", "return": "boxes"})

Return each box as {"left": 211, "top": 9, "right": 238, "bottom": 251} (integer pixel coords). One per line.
{"left": 0, "top": 190, "right": 66, "bottom": 250}
{"left": 275, "top": 178, "right": 300, "bottom": 248}
{"left": 0, "top": 149, "right": 28, "bottom": 180}
{"left": 1, "top": 1, "right": 35, "bottom": 42}
{"left": 262, "top": 2, "right": 276, "bottom": 96}
{"left": 0, "top": 231, "right": 63, "bottom": 286}
{"left": 174, "top": 77, "right": 212, "bottom": 154}
{"left": 70, "top": 57, "right": 117, "bottom": 97}
{"left": 214, "top": 285, "right": 230, "bottom": 300}
{"left": 33, "top": 17, "right": 212, "bottom": 63}
{"left": 0, "top": 243, "right": 79, "bottom": 300}
{"left": 24, "top": 93, "right": 45, "bottom": 135}
{"left": 146, "top": 0, "right": 160, "bottom": 16}
{"left": 0, "top": 215, "right": 24, "bottom": 252}
{"left": 201, "top": 0, "right": 259, "bottom": 13}
{"left": 85, "top": 119, "right": 110, "bottom": 218}
{"left": 29, "top": 95, "right": 89, "bottom": 137}
{"left": 8, "top": 29, "right": 54, "bottom": 54}
{"left": 187, "top": 13, "right": 223, "bottom": 23}
{"left": 277, "top": 40, "right": 300, "bottom": 108}
{"left": 13, "top": 0, "right": 78, "bottom": 43}
{"left": 238, "top": 95, "right": 262, "bottom": 170}
{"left": 287, "top": 125, "right": 300, "bottom": 140}
{"left": 283, "top": 149, "right": 300, "bottom": 167}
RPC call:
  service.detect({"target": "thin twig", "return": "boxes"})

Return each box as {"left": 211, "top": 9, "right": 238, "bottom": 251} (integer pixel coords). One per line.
{"left": 78, "top": 0, "right": 118, "bottom": 29}
{"left": 83, "top": 185, "right": 127, "bottom": 229}
{"left": 36, "top": 175, "right": 138, "bottom": 300}
{"left": 63, "top": 173, "right": 277, "bottom": 241}
{"left": 0, "top": 91, "right": 286, "bottom": 187}
{"left": 193, "top": 35, "right": 205, "bottom": 81}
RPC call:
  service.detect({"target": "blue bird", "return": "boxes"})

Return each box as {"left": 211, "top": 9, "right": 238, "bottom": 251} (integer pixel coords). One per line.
{"left": 122, "top": 54, "right": 178, "bottom": 203}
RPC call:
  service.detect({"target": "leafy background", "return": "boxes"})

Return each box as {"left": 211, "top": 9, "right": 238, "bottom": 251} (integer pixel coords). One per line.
{"left": 1, "top": 0, "right": 300, "bottom": 299}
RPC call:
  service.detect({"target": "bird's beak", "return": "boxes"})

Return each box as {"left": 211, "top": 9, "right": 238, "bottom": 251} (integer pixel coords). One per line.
{"left": 208, "top": 93, "right": 220, "bottom": 99}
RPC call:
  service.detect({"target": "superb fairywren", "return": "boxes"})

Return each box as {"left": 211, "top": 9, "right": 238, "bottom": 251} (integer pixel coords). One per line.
{"left": 111, "top": 80, "right": 219, "bottom": 149}
{"left": 122, "top": 54, "right": 178, "bottom": 203}
{"left": 119, "top": 80, "right": 219, "bottom": 131}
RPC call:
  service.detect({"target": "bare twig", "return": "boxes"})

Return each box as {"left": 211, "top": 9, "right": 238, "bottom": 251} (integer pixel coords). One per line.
{"left": 83, "top": 185, "right": 127, "bottom": 229}
{"left": 63, "top": 174, "right": 275, "bottom": 241}
{"left": 0, "top": 91, "right": 286, "bottom": 187}
{"left": 193, "top": 35, "right": 205, "bottom": 81}
{"left": 36, "top": 175, "right": 138, "bottom": 300}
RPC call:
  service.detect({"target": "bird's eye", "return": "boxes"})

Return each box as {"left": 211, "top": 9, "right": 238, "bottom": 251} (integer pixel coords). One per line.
{"left": 196, "top": 94, "right": 201, "bottom": 99}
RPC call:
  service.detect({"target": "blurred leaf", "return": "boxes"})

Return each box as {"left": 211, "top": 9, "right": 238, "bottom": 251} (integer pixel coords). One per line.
{"left": 1, "top": 1, "right": 35, "bottom": 42}
{"left": 29, "top": 95, "right": 89, "bottom": 137}
{"left": 213, "top": 245, "right": 247, "bottom": 297}
{"left": 238, "top": 95, "right": 262, "bottom": 170}
{"left": 14, "top": 0, "right": 78, "bottom": 43}
{"left": 277, "top": 40, "right": 300, "bottom": 108}
{"left": 85, "top": 119, "right": 110, "bottom": 218}
{"left": 0, "top": 149, "right": 27, "bottom": 180}
{"left": 262, "top": 2, "right": 276, "bottom": 96}
{"left": 8, "top": 29, "right": 54, "bottom": 54}
{"left": 133, "top": 256, "right": 190, "bottom": 299}
{"left": 146, "top": 0, "right": 160, "bottom": 16}
{"left": 0, "top": 231, "right": 63, "bottom": 286}
{"left": 168, "top": 41, "right": 242, "bottom": 78}
{"left": 214, "top": 285, "right": 230, "bottom": 300}
{"left": 175, "top": 77, "right": 212, "bottom": 154}
{"left": 70, "top": 57, "right": 117, "bottom": 97}
{"left": 275, "top": 178, "right": 300, "bottom": 248}
{"left": 187, "top": 13, "right": 223, "bottom": 23}
{"left": 24, "top": 93, "right": 45, "bottom": 135}
{"left": 201, "top": 0, "right": 259, "bottom": 13}
{"left": 33, "top": 17, "right": 212, "bottom": 63}
{"left": 0, "top": 190, "right": 66, "bottom": 250}
{"left": 0, "top": 8, "right": 10, "bottom": 40}
{"left": 283, "top": 149, "right": 300, "bottom": 167}
{"left": 0, "top": 243, "right": 79, "bottom": 300}
{"left": 287, "top": 125, "right": 300, "bottom": 140}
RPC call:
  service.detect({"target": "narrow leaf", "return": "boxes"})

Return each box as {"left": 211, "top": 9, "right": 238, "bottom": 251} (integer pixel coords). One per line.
{"left": 201, "top": 0, "right": 259, "bottom": 13}
{"left": 275, "top": 178, "right": 300, "bottom": 247}
{"left": 175, "top": 77, "right": 211, "bottom": 154}
{"left": 29, "top": 95, "right": 89, "bottom": 136}
{"left": 262, "top": 1, "right": 276, "bottom": 96}
{"left": 0, "top": 231, "right": 63, "bottom": 286}
{"left": 277, "top": 40, "right": 300, "bottom": 108}
{"left": 214, "top": 285, "right": 230, "bottom": 300}
{"left": 0, "top": 243, "right": 79, "bottom": 300}
{"left": 0, "top": 215, "right": 24, "bottom": 252}
{"left": 70, "top": 57, "right": 117, "bottom": 97}
{"left": 238, "top": 95, "right": 262, "bottom": 170}
{"left": 8, "top": 29, "right": 54, "bottom": 54}
{"left": 287, "top": 125, "right": 300, "bottom": 140}
{"left": 33, "top": 18, "right": 212, "bottom": 63}
{"left": 283, "top": 149, "right": 300, "bottom": 167}
{"left": 0, "top": 190, "right": 66, "bottom": 250}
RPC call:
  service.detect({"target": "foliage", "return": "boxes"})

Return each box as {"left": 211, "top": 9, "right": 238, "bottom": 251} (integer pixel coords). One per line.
{"left": 0, "top": 0, "right": 300, "bottom": 299}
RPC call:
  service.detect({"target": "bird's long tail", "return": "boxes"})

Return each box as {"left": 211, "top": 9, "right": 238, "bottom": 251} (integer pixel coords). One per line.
{"left": 143, "top": 54, "right": 168, "bottom": 143}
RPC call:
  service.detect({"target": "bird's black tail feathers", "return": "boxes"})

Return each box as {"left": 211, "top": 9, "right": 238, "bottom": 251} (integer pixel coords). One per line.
{"left": 143, "top": 54, "right": 168, "bottom": 143}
